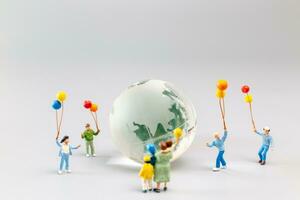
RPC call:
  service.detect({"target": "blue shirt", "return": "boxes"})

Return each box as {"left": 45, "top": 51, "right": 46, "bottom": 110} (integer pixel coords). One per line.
{"left": 208, "top": 131, "right": 228, "bottom": 151}
{"left": 256, "top": 131, "right": 273, "bottom": 146}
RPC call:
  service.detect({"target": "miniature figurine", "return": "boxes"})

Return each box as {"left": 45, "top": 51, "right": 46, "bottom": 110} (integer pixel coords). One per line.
{"left": 153, "top": 140, "right": 174, "bottom": 193}
{"left": 253, "top": 127, "right": 273, "bottom": 165}
{"left": 206, "top": 128, "right": 228, "bottom": 172}
{"left": 56, "top": 135, "right": 80, "bottom": 175}
{"left": 139, "top": 155, "right": 154, "bottom": 193}
{"left": 81, "top": 123, "right": 100, "bottom": 157}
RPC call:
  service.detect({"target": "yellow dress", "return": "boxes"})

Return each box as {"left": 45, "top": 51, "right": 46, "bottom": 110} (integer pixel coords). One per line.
{"left": 139, "top": 163, "right": 154, "bottom": 180}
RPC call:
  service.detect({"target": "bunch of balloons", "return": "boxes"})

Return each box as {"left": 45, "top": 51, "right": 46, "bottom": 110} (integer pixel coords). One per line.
{"left": 241, "top": 85, "right": 256, "bottom": 130}
{"left": 52, "top": 91, "right": 67, "bottom": 138}
{"left": 83, "top": 100, "right": 100, "bottom": 130}
{"left": 216, "top": 80, "right": 228, "bottom": 129}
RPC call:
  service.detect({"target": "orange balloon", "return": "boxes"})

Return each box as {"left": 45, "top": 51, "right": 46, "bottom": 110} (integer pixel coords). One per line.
{"left": 217, "top": 80, "right": 228, "bottom": 91}
{"left": 90, "top": 104, "right": 98, "bottom": 112}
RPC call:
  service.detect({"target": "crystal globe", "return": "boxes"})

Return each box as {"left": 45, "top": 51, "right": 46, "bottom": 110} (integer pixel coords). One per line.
{"left": 109, "top": 80, "right": 197, "bottom": 163}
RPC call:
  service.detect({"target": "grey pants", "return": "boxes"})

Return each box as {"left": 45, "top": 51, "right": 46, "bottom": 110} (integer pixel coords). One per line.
{"left": 86, "top": 141, "right": 95, "bottom": 155}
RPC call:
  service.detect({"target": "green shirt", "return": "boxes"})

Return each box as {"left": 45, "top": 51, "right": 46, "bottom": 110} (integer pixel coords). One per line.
{"left": 82, "top": 129, "right": 99, "bottom": 142}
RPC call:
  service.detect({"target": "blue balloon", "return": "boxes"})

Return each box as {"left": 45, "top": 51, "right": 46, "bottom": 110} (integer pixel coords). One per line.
{"left": 146, "top": 144, "right": 156, "bottom": 155}
{"left": 52, "top": 100, "right": 61, "bottom": 110}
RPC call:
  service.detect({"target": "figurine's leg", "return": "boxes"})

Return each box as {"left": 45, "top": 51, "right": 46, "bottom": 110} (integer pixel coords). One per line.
{"left": 65, "top": 155, "right": 69, "bottom": 171}
{"left": 91, "top": 141, "right": 95, "bottom": 155}
{"left": 59, "top": 156, "right": 64, "bottom": 171}
{"left": 86, "top": 141, "right": 90, "bottom": 156}
{"left": 262, "top": 146, "right": 269, "bottom": 161}
{"left": 220, "top": 151, "right": 226, "bottom": 167}
{"left": 148, "top": 179, "right": 153, "bottom": 191}
{"left": 163, "top": 182, "right": 167, "bottom": 191}
{"left": 216, "top": 152, "right": 221, "bottom": 168}
{"left": 258, "top": 146, "right": 264, "bottom": 161}
{"left": 141, "top": 179, "right": 147, "bottom": 193}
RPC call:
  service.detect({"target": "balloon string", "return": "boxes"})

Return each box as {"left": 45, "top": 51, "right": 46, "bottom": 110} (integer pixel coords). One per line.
{"left": 55, "top": 110, "right": 59, "bottom": 138}
{"left": 90, "top": 111, "right": 98, "bottom": 129}
{"left": 219, "top": 98, "right": 226, "bottom": 130}
{"left": 58, "top": 103, "right": 64, "bottom": 135}
{"left": 95, "top": 112, "right": 99, "bottom": 130}
{"left": 249, "top": 102, "right": 256, "bottom": 130}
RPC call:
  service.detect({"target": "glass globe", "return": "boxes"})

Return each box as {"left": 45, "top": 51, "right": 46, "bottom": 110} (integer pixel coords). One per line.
{"left": 109, "top": 80, "right": 197, "bottom": 163}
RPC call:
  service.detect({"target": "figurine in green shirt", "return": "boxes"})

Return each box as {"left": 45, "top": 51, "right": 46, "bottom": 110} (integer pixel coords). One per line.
{"left": 81, "top": 123, "right": 100, "bottom": 157}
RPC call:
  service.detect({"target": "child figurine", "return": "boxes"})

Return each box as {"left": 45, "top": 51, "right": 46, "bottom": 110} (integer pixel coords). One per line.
{"left": 81, "top": 123, "right": 100, "bottom": 157}
{"left": 253, "top": 126, "right": 273, "bottom": 165}
{"left": 139, "top": 155, "right": 154, "bottom": 193}
{"left": 56, "top": 135, "right": 80, "bottom": 175}
{"left": 153, "top": 140, "right": 174, "bottom": 193}
{"left": 206, "top": 128, "right": 228, "bottom": 172}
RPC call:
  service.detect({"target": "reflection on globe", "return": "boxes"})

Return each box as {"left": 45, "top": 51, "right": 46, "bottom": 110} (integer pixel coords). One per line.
{"left": 109, "top": 80, "right": 197, "bottom": 163}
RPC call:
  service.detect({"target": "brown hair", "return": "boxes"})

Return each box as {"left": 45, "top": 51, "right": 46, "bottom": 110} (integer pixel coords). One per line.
{"left": 166, "top": 140, "right": 173, "bottom": 148}
{"left": 159, "top": 142, "right": 168, "bottom": 151}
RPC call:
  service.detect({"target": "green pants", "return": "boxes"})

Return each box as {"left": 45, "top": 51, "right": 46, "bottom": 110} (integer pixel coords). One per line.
{"left": 85, "top": 140, "right": 95, "bottom": 155}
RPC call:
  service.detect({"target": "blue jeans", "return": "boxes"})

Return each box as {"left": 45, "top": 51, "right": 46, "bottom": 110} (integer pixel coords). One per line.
{"left": 258, "top": 145, "right": 269, "bottom": 161}
{"left": 216, "top": 151, "right": 226, "bottom": 168}
{"left": 60, "top": 153, "right": 70, "bottom": 171}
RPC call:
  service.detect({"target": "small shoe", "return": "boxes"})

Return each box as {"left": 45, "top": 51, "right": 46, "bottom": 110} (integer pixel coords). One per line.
{"left": 154, "top": 188, "right": 160, "bottom": 193}
{"left": 258, "top": 160, "right": 262, "bottom": 163}
{"left": 213, "top": 167, "right": 221, "bottom": 172}
{"left": 57, "top": 170, "right": 63, "bottom": 175}
{"left": 163, "top": 187, "right": 168, "bottom": 191}
{"left": 221, "top": 166, "right": 227, "bottom": 169}
{"left": 261, "top": 161, "right": 266, "bottom": 165}
{"left": 92, "top": 154, "right": 96, "bottom": 157}
{"left": 66, "top": 170, "right": 72, "bottom": 173}
{"left": 142, "top": 190, "right": 147, "bottom": 193}
{"left": 86, "top": 154, "right": 90, "bottom": 157}
{"left": 148, "top": 189, "right": 153, "bottom": 192}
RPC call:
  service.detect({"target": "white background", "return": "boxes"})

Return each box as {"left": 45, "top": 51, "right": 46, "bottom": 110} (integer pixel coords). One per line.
{"left": 1, "top": 0, "right": 299, "bottom": 199}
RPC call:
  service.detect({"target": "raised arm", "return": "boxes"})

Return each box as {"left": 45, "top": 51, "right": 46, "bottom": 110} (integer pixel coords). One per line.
{"left": 94, "top": 129, "right": 100, "bottom": 136}
{"left": 221, "top": 131, "right": 228, "bottom": 142}
{"left": 56, "top": 139, "right": 62, "bottom": 147}
{"left": 255, "top": 131, "right": 263, "bottom": 136}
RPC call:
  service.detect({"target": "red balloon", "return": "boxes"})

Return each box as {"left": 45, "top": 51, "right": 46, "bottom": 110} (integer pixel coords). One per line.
{"left": 84, "top": 100, "right": 92, "bottom": 109}
{"left": 241, "top": 85, "right": 250, "bottom": 93}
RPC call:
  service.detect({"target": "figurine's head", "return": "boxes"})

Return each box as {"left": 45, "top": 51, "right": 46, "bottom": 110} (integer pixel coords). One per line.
{"left": 213, "top": 132, "right": 220, "bottom": 140}
{"left": 146, "top": 144, "right": 156, "bottom": 155}
{"left": 85, "top": 123, "right": 91, "bottom": 129}
{"left": 263, "top": 127, "right": 271, "bottom": 135}
{"left": 60, "top": 136, "right": 69, "bottom": 144}
{"left": 143, "top": 155, "right": 151, "bottom": 163}
{"left": 159, "top": 142, "right": 168, "bottom": 152}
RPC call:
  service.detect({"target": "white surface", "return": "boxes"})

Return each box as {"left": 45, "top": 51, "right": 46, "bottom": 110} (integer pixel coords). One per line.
{"left": 1, "top": 0, "right": 300, "bottom": 199}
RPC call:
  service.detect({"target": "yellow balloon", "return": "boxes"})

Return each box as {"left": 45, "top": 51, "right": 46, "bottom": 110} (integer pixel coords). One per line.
{"left": 216, "top": 89, "right": 226, "bottom": 98}
{"left": 173, "top": 128, "right": 183, "bottom": 139}
{"left": 56, "top": 91, "right": 67, "bottom": 102}
{"left": 245, "top": 94, "right": 253, "bottom": 103}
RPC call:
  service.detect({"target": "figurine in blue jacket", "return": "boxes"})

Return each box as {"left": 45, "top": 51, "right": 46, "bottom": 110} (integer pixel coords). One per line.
{"left": 207, "top": 128, "right": 228, "bottom": 172}
{"left": 56, "top": 135, "right": 81, "bottom": 175}
{"left": 253, "top": 126, "right": 273, "bottom": 165}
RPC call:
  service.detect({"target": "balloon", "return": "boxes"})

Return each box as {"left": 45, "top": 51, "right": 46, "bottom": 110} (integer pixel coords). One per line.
{"left": 84, "top": 100, "right": 92, "bottom": 109}
{"left": 241, "top": 85, "right": 250, "bottom": 94}
{"left": 146, "top": 144, "right": 156, "bottom": 155}
{"left": 245, "top": 94, "right": 253, "bottom": 103}
{"left": 90, "top": 103, "right": 98, "bottom": 112}
{"left": 56, "top": 91, "right": 67, "bottom": 102}
{"left": 217, "top": 80, "right": 228, "bottom": 91}
{"left": 216, "top": 89, "right": 226, "bottom": 98}
{"left": 173, "top": 128, "right": 183, "bottom": 139}
{"left": 52, "top": 100, "right": 61, "bottom": 110}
